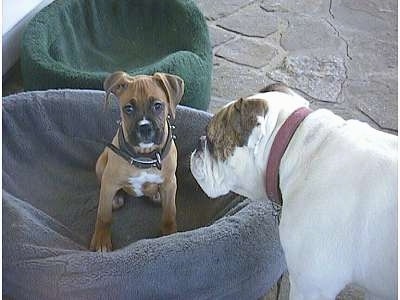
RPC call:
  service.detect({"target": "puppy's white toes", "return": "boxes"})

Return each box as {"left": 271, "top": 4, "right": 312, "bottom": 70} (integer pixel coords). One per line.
{"left": 152, "top": 192, "right": 161, "bottom": 203}
{"left": 112, "top": 194, "right": 125, "bottom": 210}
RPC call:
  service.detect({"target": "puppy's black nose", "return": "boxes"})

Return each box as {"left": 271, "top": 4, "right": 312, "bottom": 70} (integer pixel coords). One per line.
{"left": 197, "top": 136, "right": 207, "bottom": 152}
{"left": 137, "top": 123, "right": 155, "bottom": 141}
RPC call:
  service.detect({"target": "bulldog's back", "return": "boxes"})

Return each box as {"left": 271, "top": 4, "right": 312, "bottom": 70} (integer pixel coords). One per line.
{"left": 280, "top": 108, "right": 397, "bottom": 298}
{"left": 300, "top": 109, "right": 397, "bottom": 191}
{"left": 283, "top": 108, "right": 397, "bottom": 188}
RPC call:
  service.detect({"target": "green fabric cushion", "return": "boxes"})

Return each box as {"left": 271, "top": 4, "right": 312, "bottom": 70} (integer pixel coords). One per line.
{"left": 21, "top": 0, "right": 212, "bottom": 110}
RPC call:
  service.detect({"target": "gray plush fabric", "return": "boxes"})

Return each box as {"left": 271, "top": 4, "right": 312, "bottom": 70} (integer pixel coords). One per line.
{"left": 3, "top": 90, "right": 286, "bottom": 299}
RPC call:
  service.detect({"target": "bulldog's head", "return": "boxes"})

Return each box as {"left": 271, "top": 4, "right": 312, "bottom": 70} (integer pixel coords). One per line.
{"left": 190, "top": 84, "right": 309, "bottom": 200}
{"left": 104, "top": 72, "right": 184, "bottom": 153}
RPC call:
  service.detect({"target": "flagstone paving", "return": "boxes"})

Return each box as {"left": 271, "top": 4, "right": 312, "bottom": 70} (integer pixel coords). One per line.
{"left": 194, "top": 0, "right": 397, "bottom": 299}
{"left": 196, "top": 0, "right": 397, "bottom": 135}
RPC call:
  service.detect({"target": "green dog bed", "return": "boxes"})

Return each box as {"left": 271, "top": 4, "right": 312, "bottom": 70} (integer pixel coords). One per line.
{"left": 20, "top": 0, "right": 212, "bottom": 110}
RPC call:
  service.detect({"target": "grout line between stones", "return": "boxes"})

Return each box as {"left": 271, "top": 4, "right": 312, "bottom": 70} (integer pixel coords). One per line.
{"left": 214, "top": 53, "right": 266, "bottom": 69}
{"left": 357, "top": 106, "right": 393, "bottom": 131}
{"left": 205, "top": 0, "right": 259, "bottom": 22}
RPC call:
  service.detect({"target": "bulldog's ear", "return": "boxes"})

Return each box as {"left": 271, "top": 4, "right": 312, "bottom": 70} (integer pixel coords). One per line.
{"left": 231, "top": 98, "right": 268, "bottom": 139}
{"left": 259, "top": 82, "right": 291, "bottom": 94}
{"left": 103, "top": 71, "right": 130, "bottom": 109}
{"left": 233, "top": 97, "right": 267, "bottom": 116}
{"left": 231, "top": 98, "right": 244, "bottom": 132}
{"left": 154, "top": 72, "right": 184, "bottom": 120}
{"left": 233, "top": 97, "right": 244, "bottom": 112}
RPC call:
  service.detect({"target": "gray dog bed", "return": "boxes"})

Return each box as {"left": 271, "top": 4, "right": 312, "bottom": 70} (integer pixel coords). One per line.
{"left": 3, "top": 90, "right": 286, "bottom": 299}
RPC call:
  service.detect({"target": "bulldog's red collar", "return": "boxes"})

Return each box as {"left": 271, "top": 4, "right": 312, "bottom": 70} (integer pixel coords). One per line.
{"left": 265, "top": 107, "right": 313, "bottom": 206}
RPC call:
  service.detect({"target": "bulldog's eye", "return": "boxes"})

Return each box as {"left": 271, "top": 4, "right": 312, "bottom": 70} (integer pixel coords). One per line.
{"left": 124, "top": 104, "right": 134, "bottom": 114}
{"left": 153, "top": 102, "right": 163, "bottom": 112}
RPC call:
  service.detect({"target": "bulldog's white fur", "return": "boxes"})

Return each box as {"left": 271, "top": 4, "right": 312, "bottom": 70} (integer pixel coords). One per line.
{"left": 190, "top": 89, "right": 397, "bottom": 299}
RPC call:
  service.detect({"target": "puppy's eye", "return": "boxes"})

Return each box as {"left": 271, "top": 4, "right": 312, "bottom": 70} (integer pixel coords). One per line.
{"left": 124, "top": 104, "right": 134, "bottom": 114}
{"left": 153, "top": 102, "right": 163, "bottom": 112}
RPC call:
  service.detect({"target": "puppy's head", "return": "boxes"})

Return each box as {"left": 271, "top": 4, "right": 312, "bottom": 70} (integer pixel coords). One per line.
{"left": 104, "top": 71, "right": 184, "bottom": 152}
{"left": 190, "top": 83, "right": 309, "bottom": 199}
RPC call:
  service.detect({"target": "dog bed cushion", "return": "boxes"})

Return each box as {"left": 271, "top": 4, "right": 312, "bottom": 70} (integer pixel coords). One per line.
{"left": 20, "top": 0, "right": 212, "bottom": 110}
{"left": 3, "top": 90, "right": 286, "bottom": 299}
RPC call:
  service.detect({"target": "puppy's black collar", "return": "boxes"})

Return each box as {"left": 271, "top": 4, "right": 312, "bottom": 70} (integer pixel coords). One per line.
{"left": 106, "top": 116, "right": 176, "bottom": 170}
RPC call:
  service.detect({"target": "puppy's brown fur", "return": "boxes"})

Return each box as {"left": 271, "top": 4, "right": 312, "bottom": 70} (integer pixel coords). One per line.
{"left": 90, "top": 72, "right": 183, "bottom": 252}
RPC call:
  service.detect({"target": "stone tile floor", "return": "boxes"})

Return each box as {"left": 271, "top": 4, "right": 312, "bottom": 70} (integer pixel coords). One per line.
{"left": 197, "top": 0, "right": 397, "bottom": 135}
{"left": 193, "top": 0, "right": 397, "bottom": 299}
{"left": 2, "top": 0, "right": 397, "bottom": 299}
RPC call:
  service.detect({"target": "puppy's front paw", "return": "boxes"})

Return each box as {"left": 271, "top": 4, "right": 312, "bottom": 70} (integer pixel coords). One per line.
{"left": 152, "top": 192, "right": 161, "bottom": 203}
{"left": 90, "top": 228, "right": 112, "bottom": 252}
{"left": 112, "top": 192, "right": 125, "bottom": 210}
{"left": 161, "top": 220, "right": 177, "bottom": 236}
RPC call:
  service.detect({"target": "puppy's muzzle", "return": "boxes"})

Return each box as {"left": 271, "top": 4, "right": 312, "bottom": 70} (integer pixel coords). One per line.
{"left": 137, "top": 122, "right": 155, "bottom": 142}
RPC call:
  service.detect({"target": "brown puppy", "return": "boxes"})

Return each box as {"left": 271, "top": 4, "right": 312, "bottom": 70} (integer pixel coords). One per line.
{"left": 90, "top": 72, "right": 184, "bottom": 252}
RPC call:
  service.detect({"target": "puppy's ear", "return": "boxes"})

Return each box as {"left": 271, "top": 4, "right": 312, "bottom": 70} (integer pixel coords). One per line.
{"left": 103, "top": 71, "right": 130, "bottom": 109}
{"left": 153, "top": 73, "right": 184, "bottom": 120}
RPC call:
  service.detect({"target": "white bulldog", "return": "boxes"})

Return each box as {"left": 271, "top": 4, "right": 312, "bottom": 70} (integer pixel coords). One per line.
{"left": 190, "top": 84, "right": 397, "bottom": 300}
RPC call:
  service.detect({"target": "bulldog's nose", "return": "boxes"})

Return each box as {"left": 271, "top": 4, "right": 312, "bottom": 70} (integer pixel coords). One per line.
{"left": 137, "top": 122, "right": 155, "bottom": 141}
{"left": 197, "top": 136, "right": 207, "bottom": 152}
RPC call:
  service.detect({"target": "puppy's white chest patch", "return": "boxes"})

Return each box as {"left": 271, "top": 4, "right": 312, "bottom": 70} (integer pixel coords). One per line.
{"left": 128, "top": 173, "right": 163, "bottom": 197}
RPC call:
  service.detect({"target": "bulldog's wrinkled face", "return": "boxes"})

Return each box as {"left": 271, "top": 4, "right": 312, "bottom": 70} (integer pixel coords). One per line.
{"left": 191, "top": 84, "right": 310, "bottom": 200}
{"left": 104, "top": 72, "right": 184, "bottom": 153}
{"left": 190, "top": 98, "right": 268, "bottom": 198}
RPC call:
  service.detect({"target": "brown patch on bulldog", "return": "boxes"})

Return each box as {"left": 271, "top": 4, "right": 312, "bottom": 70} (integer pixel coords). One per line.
{"left": 206, "top": 98, "right": 268, "bottom": 161}
{"left": 259, "top": 82, "right": 291, "bottom": 94}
